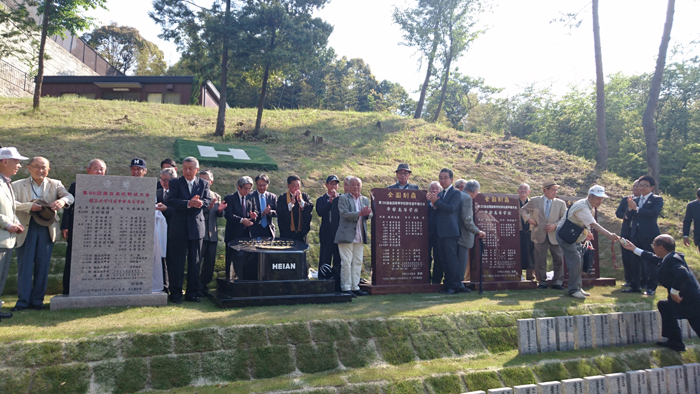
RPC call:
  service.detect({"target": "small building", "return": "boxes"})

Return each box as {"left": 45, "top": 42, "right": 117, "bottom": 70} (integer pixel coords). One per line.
{"left": 39, "top": 76, "right": 227, "bottom": 108}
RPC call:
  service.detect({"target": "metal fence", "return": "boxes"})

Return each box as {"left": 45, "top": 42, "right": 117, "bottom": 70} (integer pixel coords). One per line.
{"left": 0, "top": 58, "right": 35, "bottom": 94}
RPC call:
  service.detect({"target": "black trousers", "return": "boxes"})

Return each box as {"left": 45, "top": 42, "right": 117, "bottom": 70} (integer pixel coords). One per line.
{"left": 319, "top": 240, "right": 341, "bottom": 269}
{"left": 167, "top": 238, "right": 203, "bottom": 300}
{"left": 658, "top": 299, "right": 700, "bottom": 343}
{"left": 429, "top": 235, "right": 443, "bottom": 284}
{"left": 62, "top": 236, "right": 73, "bottom": 295}
{"left": 438, "top": 236, "right": 460, "bottom": 291}
{"left": 519, "top": 230, "right": 535, "bottom": 270}
{"left": 620, "top": 247, "right": 634, "bottom": 283}
{"left": 199, "top": 240, "right": 218, "bottom": 291}
{"left": 227, "top": 247, "right": 256, "bottom": 280}
{"left": 630, "top": 236, "right": 655, "bottom": 291}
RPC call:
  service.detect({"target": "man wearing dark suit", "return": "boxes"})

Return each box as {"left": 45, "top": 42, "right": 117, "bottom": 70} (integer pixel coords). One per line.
{"left": 459, "top": 180, "right": 486, "bottom": 285}
{"left": 223, "top": 176, "right": 256, "bottom": 280}
{"left": 248, "top": 173, "right": 277, "bottom": 239}
{"left": 277, "top": 175, "right": 313, "bottom": 242}
{"left": 164, "top": 157, "right": 212, "bottom": 303}
{"left": 198, "top": 170, "right": 226, "bottom": 293}
{"left": 615, "top": 180, "right": 640, "bottom": 287}
{"left": 427, "top": 181, "right": 442, "bottom": 284}
{"left": 316, "top": 175, "right": 342, "bottom": 281}
{"left": 623, "top": 175, "right": 664, "bottom": 295}
{"left": 622, "top": 235, "right": 700, "bottom": 352}
{"left": 517, "top": 183, "right": 535, "bottom": 281}
{"left": 61, "top": 159, "right": 107, "bottom": 295}
{"left": 428, "top": 168, "right": 463, "bottom": 294}
{"left": 387, "top": 163, "right": 419, "bottom": 190}
{"left": 154, "top": 167, "right": 177, "bottom": 294}
{"left": 682, "top": 188, "right": 700, "bottom": 251}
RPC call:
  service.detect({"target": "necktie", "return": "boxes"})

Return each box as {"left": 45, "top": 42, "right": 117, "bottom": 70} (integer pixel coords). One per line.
{"left": 545, "top": 199, "right": 551, "bottom": 220}
{"left": 188, "top": 181, "right": 193, "bottom": 194}
{"left": 261, "top": 194, "right": 267, "bottom": 227}
{"left": 638, "top": 196, "right": 645, "bottom": 209}
{"left": 241, "top": 196, "right": 246, "bottom": 217}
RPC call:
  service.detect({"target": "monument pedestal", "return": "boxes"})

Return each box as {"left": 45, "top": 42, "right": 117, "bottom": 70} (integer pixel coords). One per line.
{"left": 50, "top": 291, "right": 168, "bottom": 311}
{"left": 359, "top": 283, "right": 443, "bottom": 295}
{"left": 466, "top": 280, "right": 538, "bottom": 291}
{"left": 214, "top": 279, "right": 351, "bottom": 308}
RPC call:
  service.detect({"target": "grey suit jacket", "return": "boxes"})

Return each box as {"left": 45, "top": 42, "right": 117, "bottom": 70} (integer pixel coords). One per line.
{"left": 203, "top": 191, "right": 223, "bottom": 242}
{"left": 386, "top": 182, "right": 419, "bottom": 190}
{"left": 334, "top": 193, "right": 372, "bottom": 244}
{"left": 458, "top": 191, "right": 480, "bottom": 249}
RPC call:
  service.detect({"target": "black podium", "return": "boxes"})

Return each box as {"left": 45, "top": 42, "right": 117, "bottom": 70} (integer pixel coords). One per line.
{"left": 214, "top": 238, "right": 352, "bottom": 308}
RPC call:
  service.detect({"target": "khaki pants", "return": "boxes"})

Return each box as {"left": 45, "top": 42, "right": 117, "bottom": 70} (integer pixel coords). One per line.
{"left": 534, "top": 236, "right": 564, "bottom": 286}
{"left": 339, "top": 243, "right": 364, "bottom": 291}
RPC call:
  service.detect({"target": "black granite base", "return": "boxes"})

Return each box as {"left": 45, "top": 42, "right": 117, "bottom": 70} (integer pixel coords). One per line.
{"left": 214, "top": 279, "right": 352, "bottom": 308}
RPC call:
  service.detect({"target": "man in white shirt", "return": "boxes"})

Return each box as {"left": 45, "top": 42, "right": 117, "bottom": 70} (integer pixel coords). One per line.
{"left": 335, "top": 177, "right": 372, "bottom": 297}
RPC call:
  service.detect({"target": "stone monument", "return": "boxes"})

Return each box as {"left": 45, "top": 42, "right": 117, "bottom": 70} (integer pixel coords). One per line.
{"left": 645, "top": 368, "right": 666, "bottom": 394}
{"left": 518, "top": 318, "right": 538, "bottom": 355}
{"left": 537, "top": 317, "right": 557, "bottom": 353}
{"left": 556, "top": 316, "right": 575, "bottom": 351}
{"left": 561, "top": 378, "right": 584, "bottom": 394}
{"left": 50, "top": 175, "right": 167, "bottom": 310}
{"left": 627, "top": 370, "right": 648, "bottom": 394}
{"left": 605, "top": 373, "right": 627, "bottom": 394}
{"left": 538, "top": 381, "right": 561, "bottom": 394}
{"left": 514, "top": 385, "right": 538, "bottom": 394}
{"left": 583, "top": 376, "right": 606, "bottom": 394}
{"left": 574, "top": 315, "right": 593, "bottom": 349}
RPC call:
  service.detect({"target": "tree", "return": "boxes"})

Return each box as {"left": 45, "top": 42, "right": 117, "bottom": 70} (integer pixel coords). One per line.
{"left": 32, "top": 0, "right": 106, "bottom": 110}
{"left": 0, "top": 1, "right": 39, "bottom": 61}
{"left": 393, "top": 0, "right": 444, "bottom": 119}
{"left": 151, "top": 0, "right": 235, "bottom": 136}
{"left": 437, "top": 72, "right": 500, "bottom": 129}
{"left": 237, "top": 0, "right": 332, "bottom": 134}
{"left": 642, "top": 0, "right": 675, "bottom": 187}
{"left": 592, "top": 0, "right": 607, "bottom": 171}
{"left": 431, "top": 0, "right": 485, "bottom": 123}
{"left": 82, "top": 23, "right": 166, "bottom": 75}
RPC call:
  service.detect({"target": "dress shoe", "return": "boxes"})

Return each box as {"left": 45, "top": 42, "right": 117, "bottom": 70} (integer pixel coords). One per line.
{"left": 29, "top": 304, "right": 44, "bottom": 311}
{"left": 621, "top": 288, "right": 642, "bottom": 293}
{"left": 657, "top": 340, "right": 686, "bottom": 352}
{"left": 537, "top": 284, "right": 548, "bottom": 289}
{"left": 352, "top": 290, "right": 369, "bottom": 296}
{"left": 457, "top": 286, "right": 472, "bottom": 293}
{"left": 439, "top": 289, "right": 457, "bottom": 295}
{"left": 184, "top": 296, "right": 201, "bottom": 303}
{"left": 11, "top": 305, "right": 26, "bottom": 312}
{"left": 343, "top": 291, "right": 357, "bottom": 298}
{"left": 169, "top": 297, "right": 183, "bottom": 304}
{"left": 579, "top": 289, "right": 591, "bottom": 296}
{"left": 644, "top": 290, "right": 656, "bottom": 296}
{"left": 0, "top": 311, "right": 11, "bottom": 319}
{"left": 550, "top": 285, "right": 565, "bottom": 290}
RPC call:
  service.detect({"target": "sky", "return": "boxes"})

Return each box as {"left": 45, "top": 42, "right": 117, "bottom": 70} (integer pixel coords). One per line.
{"left": 84, "top": 0, "right": 700, "bottom": 98}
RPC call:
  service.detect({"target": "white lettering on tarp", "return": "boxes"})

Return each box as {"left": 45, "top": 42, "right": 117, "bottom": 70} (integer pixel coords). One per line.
{"left": 197, "top": 145, "right": 251, "bottom": 160}
{"left": 272, "top": 263, "right": 296, "bottom": 270}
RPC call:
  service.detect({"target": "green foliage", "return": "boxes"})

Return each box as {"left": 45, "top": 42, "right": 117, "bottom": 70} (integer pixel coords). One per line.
{"left": 651, "top": 348, "right": 684, "bottom": 367}
{"left": 64, "top": 337, "right": 118, "bottom": 362}
{"left": 421, "top": 315, "right": 458, "bottom": 331}
{"left": 122, "top": 333, "right": 172, "bottom": 358}
{"left": 311, "top": 320, "right": 351, "bottom": 342}
{"left": 563, "top": 359, "right": 601, "bottom": 379}
{"left": 593, "top": 355, "right": 628, "bottom": 374}
{"left": 349, "top": 319, "right": 390, "bottom": 338}
{"left": 221, "top": 325, "right": 268, "bottom": 349}
{"left": 82, "top": 22, "right": 165, "bottom": 75}
{"left": 453, "top": 312, "right": 489, "bottom": 330}
{"left": 375, "top": 335, "right": 416, "bottom": 365}
{"left": 32, "top": 363, "right": 90, "bottom": 394}
{"left": 268, "top": 322, "right": 312, "bottom": 345}
{"left": 485, "top": 312, "right": 517, "bottom": 327}
{"left": 385, "top": 379, "right": 425, "bottom": 394}
{"left": 341, "top": 384, "right": 384, "bottom": 394}
{"left": 533, "top": 362, "right": 570, "bottom": 382}
{"left": 4, "top": 341, "right": 64, "bottom": 367}
{"left": 0, "top": 368, "right": 32, "bottom": 394}
{"left": 425, "top": 374, "right": 464, "bottom": 393}
{"left": 387, "top": 318, "right": 423, "bottom": 336}
{"left": 200, "top": 350, "right": 250, "bottom": 382}
{"left": 296, "top": 342, "right": 339, "bottom": 374}
{"left": 411, "top": 332, "right": 452, "bottom": 360}
{"left": 250, "top": 346, "right": 295, "bottom": 379}
{"left": 499, "top": 367, "right": 537, "bottom": 387}
{"left": 621, "top": 353, "right": 652, "bottom": 371}
{"left": 477, "top": 327, "right": 518, "bottom": 353}
{"left": 94, "top": 359, "right": 148, "bottom": 394}
{"left": 445, "top": 330, "right": 486, "bottom": 355}
{"left": 174, "top": 327, "right": 221, "bottom": 353}
{"left": 150, "top": 354, "right": 194, "bottom": 390}
{"left": 464, "top": 371, "right": 502, "bottom": 392}
{"left": 0, "top": 1, "right": 39, "bottom": 61}
{"left": 336, "top": 339, "right": 376, "bottom": 369}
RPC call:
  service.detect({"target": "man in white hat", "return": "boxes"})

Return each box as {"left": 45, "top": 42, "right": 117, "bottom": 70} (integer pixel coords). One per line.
{"left": 11, "top": 156, "right": 74, "bottom": 311}
{"left": 555, "top": 185, "right": 620, "bottom": 299}
{"left": 0, "top": 148, "right": 28, "bottom": 321}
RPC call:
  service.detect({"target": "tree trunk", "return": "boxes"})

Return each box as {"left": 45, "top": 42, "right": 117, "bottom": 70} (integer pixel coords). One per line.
{"left": 414, "top": 0, "right": 442, "bottom": 119}
{"left": 254, "top": 29, "right": 276, "bottom": 135}
{"left": 432, "top": 26, "right": 453, "bottom": 123}
{"left": 214, "top": 0, "right": 231, "bottom": 137}
{"left": 592, "top": 0, "right": 607, "bottom": 171}
{"left": 33, "top": 0, "right": 50, "bottom": 110}
{"left": 642, "top": 0, "right": 675, "bottom": 187}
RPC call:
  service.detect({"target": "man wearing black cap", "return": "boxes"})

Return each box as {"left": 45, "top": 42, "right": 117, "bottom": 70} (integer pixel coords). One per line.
{"left": 316, "top": 175, "right": 342, "bottom": 288}
{"left": 387, "top": 163, "right": 419, "bottom": 190}
{"left": 130, "top": 158, "right": 148, "bottom": 177}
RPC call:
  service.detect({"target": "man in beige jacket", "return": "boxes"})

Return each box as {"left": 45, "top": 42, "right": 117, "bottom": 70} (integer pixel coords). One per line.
{"left": 11, "top": 157, "right": 73, "bottom": 311}
{"left": 519, "top": 180, "right": 567, "bottom": 290}
{"left": 0, "top": 148, "right": 28, "bottom": 320}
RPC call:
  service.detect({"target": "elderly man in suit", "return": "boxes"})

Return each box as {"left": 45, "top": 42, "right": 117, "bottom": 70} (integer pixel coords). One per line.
{"left": 682, "top": 188, "right": 700, "bottom": 251}
{"left": 317, "top": 175, "right": 342, "bottom": 281}
{"left": 157, "top": 158, "right": 177, "bottom": 190}
{"left": 616, "top": 180, "right": 640, "bottom": 287}
{"left": 156, "top": 168, "right": 177, "bottom": 223}
{"left": 520, "top": 180, "right": 567, "bottom": 290}
{"left": 518, "top": 183, "right": 536, "bottom": 281}
{"left": 621, "top": 235, "right": 700, "bottom": 351}
{"left": 60, "top": 158, "right": 106, "bottom": 295}
{"left": 278, "top": 175, "right": 313, "bottom": 242}
{"left": 223, "top": 176, "right": 257, "bottom": 280}
{"left": 428, "top": 168, "right": 463, "bottom": 294}
{"left": 163, "top": 157, "right": 212, "bottom": 303}
{"left": 335, "top": 176, "right": 372, "bottom": 297}
{"left": 198, "top": 170, "right": 226, "bottom": 294}
{"left": 427, "top": 181, "right": 443, "bottom": 284}
{"left": 623, "top": 175, "right": 664, "bottom": 295}
{"left": 0, "top": 148, "right": 27, "bottom": 320}
{"left": 248, "top": 173, "right": 277, "bottom": 239}
{"left": 387, "top": 163, "right": 419, "bottom": 190}
{"left": 12, "top": 156, "right": 74, "bottom": 311}
{"left": 458, "top": 179, "right": 486, "bottom": 286}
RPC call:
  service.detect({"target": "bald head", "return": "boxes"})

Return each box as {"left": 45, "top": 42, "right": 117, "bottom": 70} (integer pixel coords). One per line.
{"left": 653, "top": 234, "right": 675, "bottom": 255}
